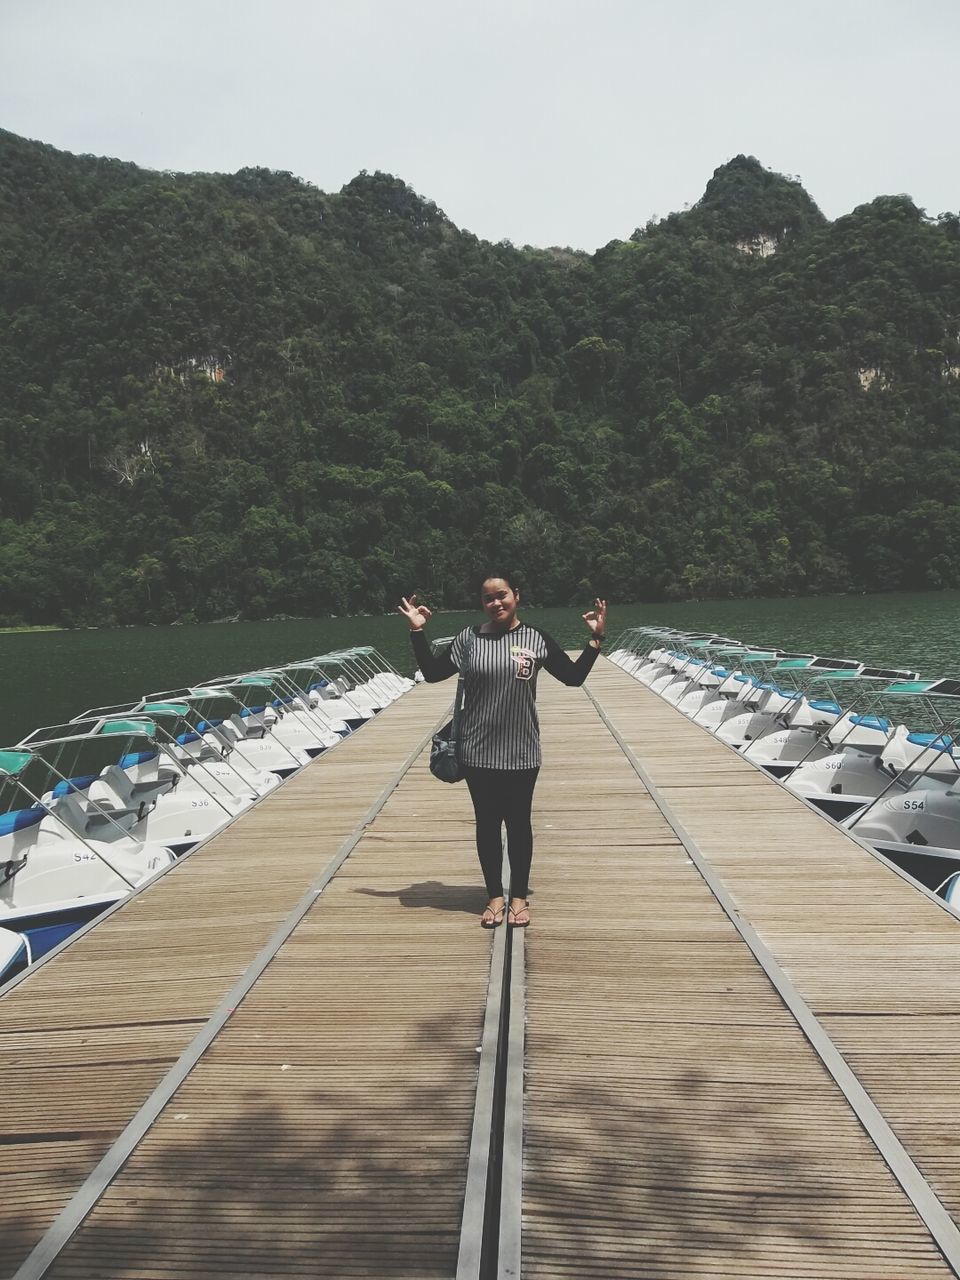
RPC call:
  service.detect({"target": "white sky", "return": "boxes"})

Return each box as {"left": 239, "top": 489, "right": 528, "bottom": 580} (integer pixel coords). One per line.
{"left": 1, "top": 0, "right": 957, "bottom": 250}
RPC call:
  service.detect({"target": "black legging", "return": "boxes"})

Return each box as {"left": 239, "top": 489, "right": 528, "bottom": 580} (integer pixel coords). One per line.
{"left": 464, "top": 767, "right": 540, "bottom": 900}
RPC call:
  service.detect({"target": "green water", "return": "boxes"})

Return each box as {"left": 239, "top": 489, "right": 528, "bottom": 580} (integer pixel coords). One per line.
{"left": 1, "top": 591, "right": 959, "bottom": 747}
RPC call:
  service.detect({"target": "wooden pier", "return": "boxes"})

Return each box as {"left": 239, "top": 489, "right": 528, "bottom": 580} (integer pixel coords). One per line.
{"left": 4, "top": 660, "right": 960, "bottom": 1277}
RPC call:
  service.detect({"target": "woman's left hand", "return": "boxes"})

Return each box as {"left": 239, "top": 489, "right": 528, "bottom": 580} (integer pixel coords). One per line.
{"left": 583, "top": 598, "right": 608, "bottom": 636}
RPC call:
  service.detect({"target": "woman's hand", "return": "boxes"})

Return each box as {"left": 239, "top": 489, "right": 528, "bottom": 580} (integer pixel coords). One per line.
{"left": 582, "top": 598, "right": 608, "bottom": 637}
{"left": 398, "top": 594, "right": 433, "bottom": 631}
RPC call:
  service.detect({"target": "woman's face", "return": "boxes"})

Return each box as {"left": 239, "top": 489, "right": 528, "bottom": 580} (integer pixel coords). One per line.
{"left": 481, "top": 578, "right": 519, "bottom": 628}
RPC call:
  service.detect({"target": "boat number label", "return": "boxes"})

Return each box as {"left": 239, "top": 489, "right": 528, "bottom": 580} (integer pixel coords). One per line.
{"left": 824, "top": 759, "right": 844, "bottom": 770}
{"left": 901, "top": 797, "right": 925, "bottom": 811}
{"left": 190, "top": 799, "right": 211, "bottom": 808}
{"left": 73, "top": 851, "right": 100, "bottom": 862}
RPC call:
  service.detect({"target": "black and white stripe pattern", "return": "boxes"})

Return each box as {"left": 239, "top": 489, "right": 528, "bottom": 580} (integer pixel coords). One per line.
{"left": 411, "top": 623, "right": 600, "bottom": 771}
{"left": 450, "top": 624, "right": 549, "bottom": 769}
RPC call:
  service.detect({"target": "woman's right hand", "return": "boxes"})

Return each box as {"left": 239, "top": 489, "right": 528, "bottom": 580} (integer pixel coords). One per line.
{"left": 398, "top": 594, "right": 433, "bottom": 631}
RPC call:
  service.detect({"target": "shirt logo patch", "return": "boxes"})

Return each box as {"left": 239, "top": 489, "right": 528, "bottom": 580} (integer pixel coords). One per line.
{"left": 511, "top": 646, "right": 536, "bottom": 681}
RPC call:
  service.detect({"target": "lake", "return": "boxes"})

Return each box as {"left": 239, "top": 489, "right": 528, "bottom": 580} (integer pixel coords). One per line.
{"left": 1, "top": 590, "right": 958, "bottom": 747}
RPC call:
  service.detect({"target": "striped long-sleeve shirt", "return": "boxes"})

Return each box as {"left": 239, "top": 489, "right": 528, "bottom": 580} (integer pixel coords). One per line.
{"left": 411, "top": 624, "right": 600, "bottom": 769}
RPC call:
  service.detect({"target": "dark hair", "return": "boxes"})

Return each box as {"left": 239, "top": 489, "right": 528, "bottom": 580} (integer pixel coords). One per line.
{"left": 477, "top": 571, "right": 519, "bottom": 597}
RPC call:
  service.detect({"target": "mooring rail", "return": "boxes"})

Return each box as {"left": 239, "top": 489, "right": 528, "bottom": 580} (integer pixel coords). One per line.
{"left": 6, "top": 659, "right": 960, "bottom": 1278}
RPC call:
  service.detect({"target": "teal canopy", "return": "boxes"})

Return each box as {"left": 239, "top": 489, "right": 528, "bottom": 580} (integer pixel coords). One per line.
{"left": 100, "top": 718, "right": 157, "bottom": 738}
{"left": 0, "top": 749, "right": 32, "bottom": 776}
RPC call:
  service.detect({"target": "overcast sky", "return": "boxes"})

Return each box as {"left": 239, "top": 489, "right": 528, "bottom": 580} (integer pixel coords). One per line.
{"left": 1, "top": 0, "right": 957, "bottom": 250}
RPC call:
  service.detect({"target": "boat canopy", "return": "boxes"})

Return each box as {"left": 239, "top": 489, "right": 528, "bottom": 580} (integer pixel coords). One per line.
{"left": 883, "top": 678, "right": 960, "bottom": 698}
{"left": 922, "top": 678, "right": 960, "bottom": 698}
{"left": 806, "top": 665, "right": 917, "bottom": 686}
{"left": 805, "top": 656, "right": 858, "bottom": 671}
{"left": 140, "top": 687, "right": 232, "bottom": 704}
{"left": 861, "top": 667, "right": 918, "bottom": 680}
{"left": 70, "top": 702, "right": 146, "bottom": 722}
{"left": 16, "top": 716, "right": 159, "bottom": 749}
{"left": 100, "top": 719, "right": 156, "bottom": 738}
{"left": 0, "top": 750, "right": 32, "bottom": 777}
{"left": 885, "top": 680, "right": 935, "bottom": 696}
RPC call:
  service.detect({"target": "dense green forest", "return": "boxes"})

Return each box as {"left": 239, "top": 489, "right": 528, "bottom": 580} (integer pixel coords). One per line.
{"left": 1, "top": 128, "right": 959, "bottom": 626}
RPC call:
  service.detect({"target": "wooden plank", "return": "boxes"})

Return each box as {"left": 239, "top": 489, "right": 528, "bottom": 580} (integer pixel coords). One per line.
{"left": 0, "top": 681, "right": 456, "bottom": 1277}
{"left": 519, "top": 672, "right": 954, "bottom": 1278}
{"left": 41, "top": 746, "right": 490, "bottom": 1279}
{"left": 10, "top": 654, "right": 960, "bottom": 1279}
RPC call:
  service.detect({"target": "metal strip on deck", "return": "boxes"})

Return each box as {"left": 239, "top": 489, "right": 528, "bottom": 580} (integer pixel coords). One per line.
{"left": 518, "top": 670, "right": 958, "bottom": 1278}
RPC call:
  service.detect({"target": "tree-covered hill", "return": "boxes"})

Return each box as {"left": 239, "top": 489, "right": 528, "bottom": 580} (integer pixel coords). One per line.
{"left": 1, "top": 131, "right": 958, "bottom": 626}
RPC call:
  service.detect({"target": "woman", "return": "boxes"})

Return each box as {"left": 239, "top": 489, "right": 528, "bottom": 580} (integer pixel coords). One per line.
{"left": 398, "top": 576, "right": 607, "bottom": 929}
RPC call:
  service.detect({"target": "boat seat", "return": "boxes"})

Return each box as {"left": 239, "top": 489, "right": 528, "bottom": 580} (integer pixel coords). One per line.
{"left": 849, "top": 715, "right": 891, "bottom": 731}
{"left": 97, "top": 765, "right": 170, "bottom": 814}
{"left": 230, "top": 713, "right": 266, "bottom": 740}
{"left": 49, "top": 791, "right": 139, "bottom": 837}
{"left": 118, "top": 750, "right": 181, "bottom": 786}
{"left": 85, "top": 807, "right": 139, "bottom": 829}
{"left": 906, "top": 731, "right": 954, "bottom": 753}
{"left": 51, "top": 774, "right": 99, "bottom": 798}
{"left": 0, "top": 807, "right": 45, "bottom": 837}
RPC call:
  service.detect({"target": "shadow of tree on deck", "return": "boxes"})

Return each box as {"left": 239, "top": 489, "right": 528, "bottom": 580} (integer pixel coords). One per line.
{"left": 516, "top": 1020, "right": 941, "bottom": 1278}
{"left": 9, "top": 1006, "right": 929, "bottom": 1280}
{"left": 32, "top": 1006, "right": 480, "bottom": 1278}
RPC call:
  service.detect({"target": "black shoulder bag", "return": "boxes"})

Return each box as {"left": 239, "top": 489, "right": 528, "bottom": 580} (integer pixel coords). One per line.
{"left": 429, "top": 628, "right": 476, "bottom": 783}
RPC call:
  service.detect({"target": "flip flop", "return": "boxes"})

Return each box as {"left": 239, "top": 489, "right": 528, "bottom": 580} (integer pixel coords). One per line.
{"left": 481, "top": 902, "right": 506, "bottom": 929}
{"left": 508, "top": 900, "right": 530, "bottom": 928}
